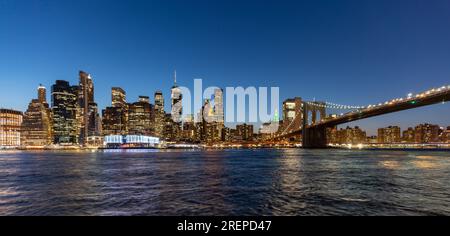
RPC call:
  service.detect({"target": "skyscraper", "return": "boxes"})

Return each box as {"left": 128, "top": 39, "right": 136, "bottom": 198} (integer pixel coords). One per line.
{"left": 154, "top": 90, "right": 165, "bottom": 138}
{"left": 38, "top": 84, "right": 47, "bottom": 104}
{"left": 51, "top": 80, "right": 79, "bottom": 144}
{"left": 213, "top": 88, "right": 224, "bottom": 123}
{"left": 170, "top": 70, "right": 183, "bottom": 123}
{"left": 78, "top": 71, "right": 99, "bottom": 144}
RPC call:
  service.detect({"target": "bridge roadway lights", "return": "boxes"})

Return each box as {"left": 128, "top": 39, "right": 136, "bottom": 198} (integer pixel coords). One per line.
{"left": 302, "top": 126, "right": 327, "bottom": 148}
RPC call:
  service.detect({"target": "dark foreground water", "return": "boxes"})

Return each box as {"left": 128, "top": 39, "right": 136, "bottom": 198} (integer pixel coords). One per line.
{"left": 0, "top": 149, "right": 449, "bottom": 216}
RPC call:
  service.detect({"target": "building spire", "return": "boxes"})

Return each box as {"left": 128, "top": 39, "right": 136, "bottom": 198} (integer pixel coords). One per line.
{"left": 173, "top": 70, "right": 177, "bottom": 86}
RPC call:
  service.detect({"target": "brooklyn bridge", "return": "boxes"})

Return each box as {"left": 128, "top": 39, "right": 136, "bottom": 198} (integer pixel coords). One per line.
{"left": 272, "top": 85, "right": 450, "bottom": 148}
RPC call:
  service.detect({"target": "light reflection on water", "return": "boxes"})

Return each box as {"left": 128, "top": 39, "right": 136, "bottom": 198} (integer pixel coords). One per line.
{"left": 0, "top": 149, "right": 449, "bottom": 216}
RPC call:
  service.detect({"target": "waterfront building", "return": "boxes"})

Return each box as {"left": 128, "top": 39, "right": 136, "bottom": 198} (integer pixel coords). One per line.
{"left": 154, "top": 90, "right": 165, "bottom": 138}
{"left": 334, "top": 126, "right": 366, "bottom": 145}
{"left": 443, "top": 126, "right": 450, "bottom": 143}
{"left": 21, "top": 85, "right": 53, "bottom": 147}
{"left": 51, "top": 80, "right": 79, "bottom": 144}
{"left": 128, "top": 96, "right": 153, "bottom": 135}
{"left": 236, "top": 123, "right": 254, "bottom": 141}
{"left": 415, "top": 123, "right": 440, "bottom": 143}
{"left": 0, "top": 109, "right": 23, "bottom": 148}
{"left": 221, "top": 126, "right": 232, "bottom": 142}
{"left": 377, "top": 126, "right": 401, "bottom": 143}
{"left": 402, "top": 127, "right": 415, "bottom": 143}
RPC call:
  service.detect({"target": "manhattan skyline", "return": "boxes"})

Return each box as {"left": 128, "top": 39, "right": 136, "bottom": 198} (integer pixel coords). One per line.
{"left": 1, "top": 0, "right": 450, "bottom": 135}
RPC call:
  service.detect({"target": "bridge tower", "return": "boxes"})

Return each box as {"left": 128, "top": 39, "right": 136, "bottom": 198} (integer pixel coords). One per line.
{"left": 302, "top": 101, "right": 327, "bottom": 148}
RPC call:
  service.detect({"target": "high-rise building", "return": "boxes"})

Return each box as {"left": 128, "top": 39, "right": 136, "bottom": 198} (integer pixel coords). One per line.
{"left": 170, "top": 70, "right": 182, "bottom": 123}
{"left": 128, "top": 96, "right": 153, "bottom": 135}
{"left": 154, "top": 90, "right": 165, "bottom": 138}
{"left": 377, "top": 126, "right": 401, "bottom": 143}
{"left": 415, "top": 123, "right": 440, "bottom": 143}
{"left": 333, "top": 126, "right": 366, "bottom": 144}
{"left": 442, "top": 126, "right": 450, "bottom": 143}
{"left": 51, "top": 80, "right": 79, "bottom": 144}
{"left": 112, "top": 87, "right": 127, "bottom": 108}
{"left": 38, "top": 84, "right": 47, "bottom": 104}
{"left": 102, "top": 87, "right": 128, "bottom": 136}
{"left": 236, "top": 123, "right": 254, "bottom": 141}
{"left": 213, "top": 88, "right": 224, "bottom": 123}
{"left": 402, "top": 127, "right": 415, "bottom": 143}
{"left": 0, "top": 109, "right": 23, "bottom": 148}
{"left": 21, "top": 85, "right": 53, "bottom": 147}
{"left": 78, "top": 71, "right": 99, "bottom": 144}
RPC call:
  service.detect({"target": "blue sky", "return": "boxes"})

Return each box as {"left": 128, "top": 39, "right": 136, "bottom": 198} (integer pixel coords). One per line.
{"left": 0, "top": 0, "right": 449, "bottom": 135}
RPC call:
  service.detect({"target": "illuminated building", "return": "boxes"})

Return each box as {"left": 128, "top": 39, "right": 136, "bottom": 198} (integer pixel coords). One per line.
{"left": 104, "top": 135, "right": 159, "bottom": 149}
{"left": 443, "top": 126, "right": 450, "bottom": 143}
{"left": 415, "top": 123, "right": 440, "bottom": 143}
{"left": 377, "top": 126, "right": 401, "bottom": 143}
{"left": 213, "top": 88, "right": 224, "bottom": 123}
{"left": 77, "top": 71, "right": 100, "bottom": 144}
{"left": 38, "top": 84, "right": 47, "bottom": 104}
{"left": 334, "top": 126, "right": 366, "bottom": 144}
{"left": 21, "top": 85, "right": 53, "bottom": 147}
{"left": 51, "top": 80, "right": 79, "bottom": 144}
{"left": 112, "top": 87, "right": 127, "bottom": 108}
{"left": 102, "top": 88, "right": 128, "bottom": 136}
{"left": 0, "top": 109, "right": 23, "bottom": 148}
{"left": 154, "top": 90, "right": 165, "bottom": 138}
{"left": 128, "top": 96, "right": 153, "bottom": 135}
{"left": 181, "top": 115, "right": 196, "bottom": 142}
{"left": 402, "top": 127, "right": 415, "bottom": 143}
{"left": 170, "top": 70, "right": 182, "bottom": 123}
{"left": 236, "top": 123, "right": 254, "bottom": 141}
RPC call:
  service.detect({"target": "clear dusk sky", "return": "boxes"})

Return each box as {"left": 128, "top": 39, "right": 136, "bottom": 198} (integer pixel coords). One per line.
{"left": 1, "top": 0, "right": 449, "bottom": 135}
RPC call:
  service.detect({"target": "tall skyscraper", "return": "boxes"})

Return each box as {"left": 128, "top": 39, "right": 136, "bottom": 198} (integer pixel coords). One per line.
{"left": 51, "top": 80, "right": 79, "bottom": 144}
{"left": 78, "top": 71, "right": 99, "bottom": 144}
{"left": 171, "top": 70, "right": 182, "bottom": 123}
{"left": 154, "top": 90, "right": 165, "bottom": 138}
{"left": 213, "top": 88, "right": 224, "bottom": 123}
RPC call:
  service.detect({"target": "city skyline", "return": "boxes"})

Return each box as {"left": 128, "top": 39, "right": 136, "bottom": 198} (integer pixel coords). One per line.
{"left": 1, "top": 0, "right": 450, "bottom": 135}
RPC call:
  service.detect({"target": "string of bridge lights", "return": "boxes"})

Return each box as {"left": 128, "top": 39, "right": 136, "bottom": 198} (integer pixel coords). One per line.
{"left": 305, "top": 84, "right": 450, "bottom": 110}
{"left": 305, "top": 101, "right": 366, "bottom": 110}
